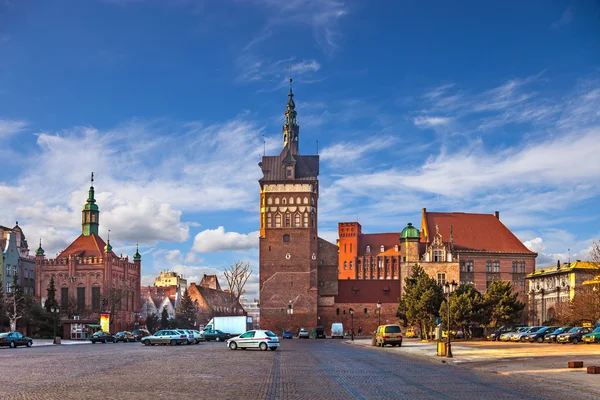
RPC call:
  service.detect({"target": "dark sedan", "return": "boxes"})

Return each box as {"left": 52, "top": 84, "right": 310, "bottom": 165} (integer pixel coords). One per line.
{"left": 131, "top": 329, "right": 151, "bottom": 341}
{"left": 526, "top": 326, "right": 558, "bottom": 343}
{"left": 557, "top": 327, "right": 591, "bottom": 344}
{"left": 114, "top": 331, "right": 135, "bottom": 342}
{"left": 203, "top": 329, "right": 231, "bottom": 342}
{"left": 0, "top": 332, "right": 33, "bottom": 348}
{"left": 90, "top": 331, "right": 115, "bottom": 344}
{"left": 544, "top": 326, "right": 572, "bottom": 343}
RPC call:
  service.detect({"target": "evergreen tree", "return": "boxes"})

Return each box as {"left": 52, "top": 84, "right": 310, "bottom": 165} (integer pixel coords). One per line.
{"left": 44, "top": 277, "right": 57, "bottom": 312}
{"left": 146, "top": 313, "right": 158, "bottom": 333}
{"left": 484, "top": 280, "right": 525, "bottom": 327}
{"left": 175, "top": 289, "right": 197, "bottom": 329}
{"left": 160, "top": 307, "right": 169, "bottom": 329}
{"left": 397, "top": 264, "right": 444, "bottom": 340}
{"left": 439, "top": 284, "right": 486, "bottom": 337}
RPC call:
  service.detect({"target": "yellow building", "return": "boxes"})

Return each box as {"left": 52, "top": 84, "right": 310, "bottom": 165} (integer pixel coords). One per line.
{"left": 526, "top": 261, "right": 598, "bottom": 324}
{"left": 154, "top": 271, "right": 187, "bottom": 289}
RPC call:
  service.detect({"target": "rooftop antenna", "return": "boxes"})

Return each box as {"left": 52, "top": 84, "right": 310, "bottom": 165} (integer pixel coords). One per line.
{"left": 568, "top": 248, "right": 571, "bottom": 265}
{"left": 108, "top": 229, "right": 111, "bottom": 242}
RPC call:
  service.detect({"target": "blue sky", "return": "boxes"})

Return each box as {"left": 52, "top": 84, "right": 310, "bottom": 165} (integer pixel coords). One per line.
{"left": 1, "top": 0, "right": 599, "bottom": 297}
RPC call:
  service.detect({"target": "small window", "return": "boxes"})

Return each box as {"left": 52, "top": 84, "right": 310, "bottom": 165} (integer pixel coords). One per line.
{"left": 275, "top": 198, "right": 280, "bottom": 205}
{"left": 267, "top": 197, "right": 273, "bottom": 205}
{"left": 336, "top": 308, "right": 340, "bottom": 315}
{"left": 364, "top": 308, "right": 367, "bottom": 314}
{"left": 437, "top": 273, "right": 446, "bottom": 286}
{"left": 282, "top": 198, "right": 287, "bottom": 205}
{"left": 295, "top": 214, "right": 300, "bottom": 227}
{"left": 344, "top": 261, "right": 347, "bottom": 270}
{"left": 283, "top": 234, "right": 290, "bottom": 243}
{"left": 349, "top": 262, "right": 353, "bottom": 270}
{"left": 380, "top": 245, "right": 384, "bottom": 253}
{"left": 394, "top": 245, "right": 398, "bottom": 252}
{"left": 296, "top": 196, "right": 301, "bottom": 204}
{"left": 287, "top": 169, "right": 292, "bottom": 177}
{"left": 366, "top": 246, "right": 371, "bottom": 253}
{"left": 289, "top": 197, "right": 294, "bottom": 204}
{"left": 319, "top": 241, "right": 323, "bottom": 248}
{"left": 303, "top": 197, "right": 308, "bottom": 205}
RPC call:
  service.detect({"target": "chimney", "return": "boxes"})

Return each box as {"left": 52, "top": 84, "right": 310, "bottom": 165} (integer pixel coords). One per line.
{"left": 422, "top": 207, "right": 427, "bottom": 213}
{"left": 557, "top": 260, "right": 561, "bottom": 268}
{"left": 494, "top": 211, "right": 500, "bottom": 219}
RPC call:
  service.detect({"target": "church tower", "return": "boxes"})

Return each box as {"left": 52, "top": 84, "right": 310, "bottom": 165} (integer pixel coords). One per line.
{"left": 82, "top": 173, "right": 99, "bottom": 236}
{"left": 258, "top": 79, "right": 320, "bottom": 331}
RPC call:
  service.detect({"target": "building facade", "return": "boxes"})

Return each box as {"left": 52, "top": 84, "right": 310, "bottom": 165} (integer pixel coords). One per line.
{"left": 35, "top": 178, "right": 142, "bottom": 338}
{"left": 187, "top": 275, "right": 245, "bottom": 327}
{"left": 526, "top": 261, "right": 598, "bottom": 325}
{"left": 1, "top": 222, "right": 36, "bottom": 296}
{"left": 258, "top": 85, "right": 537, "bottom": 335}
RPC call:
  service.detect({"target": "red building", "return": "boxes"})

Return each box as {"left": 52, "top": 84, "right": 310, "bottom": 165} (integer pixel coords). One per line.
{"left": 35, "top": 177, "right": 141, "bottom": 338}
{"left": 258, "top": 85, "right": 536, "bottom": 335}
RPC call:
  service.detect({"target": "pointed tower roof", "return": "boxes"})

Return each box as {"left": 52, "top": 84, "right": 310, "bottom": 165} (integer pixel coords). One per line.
{"left": 36, "top": 238, "right": 44, "bottom": 256}
{"left": 134, "top": 243, "right": 141, "bottom": 261}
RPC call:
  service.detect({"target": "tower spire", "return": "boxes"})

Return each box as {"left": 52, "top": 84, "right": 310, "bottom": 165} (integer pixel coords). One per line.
{"left": 82, "top": 172, "right": 100, "bottom": 236}
{"left": 282, "top": 66, "right": 299, "bottom": 154}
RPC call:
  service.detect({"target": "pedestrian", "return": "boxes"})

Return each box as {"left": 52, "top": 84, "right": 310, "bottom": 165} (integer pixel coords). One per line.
{"left": 358, "top": 327, "right": 363, "bottom": 336}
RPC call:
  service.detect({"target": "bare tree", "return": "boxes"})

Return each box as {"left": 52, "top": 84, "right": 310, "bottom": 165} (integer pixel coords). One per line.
{"left": 590, "top": 239, "right": 600, "bottom": 267}
{"left": 6, "top": 293, "right": 25, "bottom": 332}
{"left": 223, "top": 261, "right": 252, "bottom": 304}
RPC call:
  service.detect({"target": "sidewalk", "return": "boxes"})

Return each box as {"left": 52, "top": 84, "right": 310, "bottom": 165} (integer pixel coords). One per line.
{"left": 346, "top": 338, "right": 600, "bottom": 395}
{"left": 33, "top": 339, "right": 91, "bottom": 346}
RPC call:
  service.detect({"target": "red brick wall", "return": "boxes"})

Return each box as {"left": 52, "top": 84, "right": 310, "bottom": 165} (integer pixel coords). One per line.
{"left": 259, "top": 227, "right": 318, "bottom": 332}
{"left": 318, "top": 302, "right": 399, "bottom": 336}
{"left": 338, "top": 222, "right": 359, "bottom": 279}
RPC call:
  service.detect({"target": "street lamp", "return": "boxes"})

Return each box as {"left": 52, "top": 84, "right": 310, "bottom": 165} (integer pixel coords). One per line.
{"left": 50, "top": 305, "right": 60, "bottom": 344}
{"left": 349, "top": 308, "right": 354, "bottom": 341}
{"left": 376, "top": 301, "right": 382, "bottom": 326}
{"left": 443, "top": 280, "right": 458, "bottom": 358}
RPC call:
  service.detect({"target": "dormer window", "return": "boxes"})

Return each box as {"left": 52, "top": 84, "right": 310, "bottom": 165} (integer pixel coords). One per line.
{"left": 366, "top": 246, "right": 370, "bottom": 253}
{"left": 394, "top": 245, "right": 398, "bottom": 252}
{"left": 380, "top": 245, "right": 384, "bottom": 253}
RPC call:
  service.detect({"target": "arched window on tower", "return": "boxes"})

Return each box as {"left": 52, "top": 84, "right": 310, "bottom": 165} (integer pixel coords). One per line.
{"left": 289, "top": 197, "right": 294, "bottom": 205}
{"left": 275, "top": 197, "right": 280, "bottom": 205}
{"left": 303, "top": 213, "right": 309, "bottom": 227}
{"left": 296, "top": 196, "right": 301, "bottom": 204}
{"left": 295, "top": 213, "right": 300, "bottom": 227}
{"left": 303, "top": 197, "right": 308, "bottom": 205}
{"left": 285, "top": 214, "right": 291, "bottom": 227}
{"left": 283, "top": 234, "right": 290, "bottom": 243}
{"left": 267, "top": 214, "right": 272, "bottom": 228}
{"left": 275, "top": 214, "right": 281, "bottom": 228}
{"left": 282, "top": 198, "right": 287, "bottom": 205}
{"left": 267, "top": 197, "right": 273, "bottom": 205}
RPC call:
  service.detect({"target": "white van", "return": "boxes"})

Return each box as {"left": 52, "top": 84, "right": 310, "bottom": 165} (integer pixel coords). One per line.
{"left": 331, "top": 323, "right": 344, "bottom": 339}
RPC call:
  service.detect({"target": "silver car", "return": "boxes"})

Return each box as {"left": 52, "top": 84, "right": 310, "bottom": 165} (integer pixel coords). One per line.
{"left": 140, "top": 330, "right": 187, "bottom": 346}
{"left": 227, "top": 330, "right": 280, "bottom": 351}
{"left": 174, "top": 329, "right": 195, "bottom": 345}
{"left": 189, "top": 330, "right": 205, "bottom": 343}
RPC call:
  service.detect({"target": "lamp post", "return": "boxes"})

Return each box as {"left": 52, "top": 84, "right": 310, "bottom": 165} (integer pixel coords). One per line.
{"left": 376, "top": 301, "right": 382, "bottom": 327}
{"left": 287, "top": 301, "right": 293, "bottom": 333}
{"left": 50, "top": 305, "right": 60, "bottom": 344}
{"left": 443, "top": 280, "right": 458, "bottom": 358}
{"left": 349, "top": 308, "right": 354, "bottom": 341}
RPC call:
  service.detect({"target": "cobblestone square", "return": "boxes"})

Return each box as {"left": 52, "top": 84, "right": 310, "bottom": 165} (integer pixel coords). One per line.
{"left": 0, "top": 339, "right": 596, "bottom": 399}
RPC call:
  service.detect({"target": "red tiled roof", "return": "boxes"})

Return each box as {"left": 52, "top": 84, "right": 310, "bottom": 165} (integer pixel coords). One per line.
{"left": 358, "top": 233, "right": 401, "bottom": 257}
{"left": 56, "top": 234, "right": 114, "bottom": 259}
{"left": 424, "top": 212, "right": 535, "bottom": 254}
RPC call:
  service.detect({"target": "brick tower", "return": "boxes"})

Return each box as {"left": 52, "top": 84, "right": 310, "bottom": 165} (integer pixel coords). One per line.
{"left": 259, "top": 79, "right": 320, "bottom": 332}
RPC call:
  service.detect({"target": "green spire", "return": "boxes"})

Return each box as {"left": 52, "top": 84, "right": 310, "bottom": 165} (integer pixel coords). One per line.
{"left": 82, "top": 172, "right": 100, "bottom": 236}
{"left": 36, "top": 238, "right": 45, "bottom": 256}
{"left": 104, "top": 231, "right": 112, "bottom": 253}
{"left": 134, "top": 243, "right": 141, "bottom": 261}
{"left": 400, "top": 222, "right": 420, "bottom": 241}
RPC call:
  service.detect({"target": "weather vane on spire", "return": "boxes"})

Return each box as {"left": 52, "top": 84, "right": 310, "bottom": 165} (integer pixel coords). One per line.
{"left": 91, "top": 172, "right": 94, "bottom": 184}
{"left": 287, "top": 65, "right": 293, "bottom": 92}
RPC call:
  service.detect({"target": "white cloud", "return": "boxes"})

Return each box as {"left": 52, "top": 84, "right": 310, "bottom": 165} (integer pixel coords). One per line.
{"left": 192, "top": 227, "right": 259, "bottom": 253}
{"left": 550, "top": 7, "right": 574, "bottom": 29}
{"left": 236, "top": 55, "right": 321, "bottom": 90}
{"left": 524, "top": 237, "right": 546, "bottom": 254}
{"left": 320, "top": 136, "right": 397, "bottom": 167}
{"left": 165, "top": 249, "right": 182, "bottom": 263}
{"left": 0, "top": 119, "right": 27, "bottom": 140}
{"left": 413, "top": 116, "right": 452, "bottom": 128}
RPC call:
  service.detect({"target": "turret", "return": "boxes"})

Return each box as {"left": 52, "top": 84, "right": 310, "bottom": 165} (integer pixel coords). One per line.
{"left": 82, "top": 172, "right": 100, "bottom": 236}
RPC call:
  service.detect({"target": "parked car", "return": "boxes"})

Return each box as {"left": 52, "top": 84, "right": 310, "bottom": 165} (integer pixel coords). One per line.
{"left": 140, "top": 330, "right": 187, "bottom": 346}
{"left": 227, "top": 330, "right": 280, "bottom": 351}
{"left": 174, "top": 329, "right": 195, "bottom": 345}
{"left": 488, "top": 325, "right": 526, "bottom": 341}
{"left": 511, "top": 326, "right": 542, "bottom": 342}
{"left": 114, "top": 331, "right": 135, "bottom": 342}
{"left": 526, "top": 326, "right": 558, "bottom": 343}
{"left": 583, "top": 327, "right": 600, "bottom": 344}
{"left": 298, "top": 328, "right": 310, "bottom": 339}
{"left": 131, "top": 329, "right": 151, "bottom": 341}
{"left": 331, "top": 323, "right": 344, "bottom": 339}
{"left": 557, "top": 327, "right": 591, "bottom": 344}
{"left": 499, "top": 327, "right": 528, "bottom": 342}
{"left": 544, "top": 326, "right": 572, "bottom": 343}
{"left": 282, "top": 330, "right": 293, "bottom": 339}
{"left": 375, "top": 324, "right": 403, "bottom": 347}
{"left": 203, "top": 329, "right": 231, "bottom": 342}
{"left": 405, "top": 327, "right": 417, "bottom": 338}
{"left": 0, "top": 332, "right": 33, "bottom": 348}
{"left": 189, "top": 330, "right": 205, "bottom": 343}
{"left": 90, "top": 331, "right": 115, "bottom": 344}
{"left": 315, "top": 326, "right": 326, "bottom": 339}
